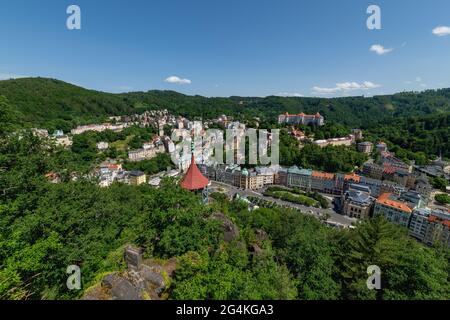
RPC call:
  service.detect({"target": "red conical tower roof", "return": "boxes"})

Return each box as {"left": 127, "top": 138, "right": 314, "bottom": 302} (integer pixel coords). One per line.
{"left": 180, "top": 153, "right": 209, "bottom": 191}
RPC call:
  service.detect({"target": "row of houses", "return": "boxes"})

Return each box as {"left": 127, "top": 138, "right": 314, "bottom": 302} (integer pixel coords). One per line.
{"left": 128, "top": 136, "right": 174, "bottom": 162}
{"left": 200, "top": 164, "right": 278, "bottom": 190}
{"left": 374, "top": 192, "right": 450, "bottom": 247}
{"left": 339, "top": 184, "right": 450, "bottom": 247}
{"left": 71, "top": 123, "right": 127, "bottom": 135}
{"left": 199, "top": 164, "right": 422, "bottom": 201}
{"left": 96, "top": 163, "right": 146, "bottom": 187}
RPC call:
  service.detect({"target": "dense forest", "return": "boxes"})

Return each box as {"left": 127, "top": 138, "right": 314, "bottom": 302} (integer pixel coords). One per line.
{"left": 1, "top": 80, "right": 450, "bottom": 300}
{"left": 0, "top": 129, "right": 449, "bottom": 300}
{"left": 2, "top": 77, "right": 450, "bottom": 161}
{"left": 1, "top": 77, "right": 450, "bottom": 129}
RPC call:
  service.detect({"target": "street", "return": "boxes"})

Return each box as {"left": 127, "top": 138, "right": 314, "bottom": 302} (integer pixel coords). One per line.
{"left": 210, "top": 181, "right": 356, "bottom": 227}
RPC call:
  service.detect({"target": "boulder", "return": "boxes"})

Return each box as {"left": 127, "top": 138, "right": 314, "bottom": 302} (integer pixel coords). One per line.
{"left": 212, "top": 212, "right": 240, "bottom": 242}
{"left": 141, "top": 265, "right": 165, "bottom": 289}
{"left": 110, "top": 277, "right": 141, "bottom": 300}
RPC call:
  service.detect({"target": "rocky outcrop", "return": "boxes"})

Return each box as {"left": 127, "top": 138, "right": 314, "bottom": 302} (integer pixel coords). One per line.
{"left": 211, "top": 212, "right": 240, "bottom": 242}
{"left": 83, "top": 247, "right": 177, "bottom": 300}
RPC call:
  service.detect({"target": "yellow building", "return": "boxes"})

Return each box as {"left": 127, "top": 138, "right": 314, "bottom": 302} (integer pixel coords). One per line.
{"left": 129, "top": 171, "right": 146, "bottom": 185}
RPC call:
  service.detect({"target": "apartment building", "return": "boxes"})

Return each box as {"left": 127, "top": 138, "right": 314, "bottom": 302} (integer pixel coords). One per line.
{"left": 278, "top": 112, "right": 325, "bottom": 126}
{"left": 373, "top": 193, "right": 413, "bottom": 227}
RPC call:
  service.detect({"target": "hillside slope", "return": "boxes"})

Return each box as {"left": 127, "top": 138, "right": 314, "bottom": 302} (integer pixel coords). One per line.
{"left": 2, "top": 77, "right": 450, "bottom": 130}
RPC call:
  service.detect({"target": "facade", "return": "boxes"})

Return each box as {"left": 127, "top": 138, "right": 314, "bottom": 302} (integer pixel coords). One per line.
{"left": 342, "top": 188, "right": 374, "bottom": 219}
{"left": 311, "top": 171, "right": 335, "bottom": 194}
{"left": 287, "top": 166, "right": 312, "bottom": 191}
{"left": 54, "top": 135, "right": 73, "bottom": 148}
{"left": 71, "top": 123, "right": 125, "bottom": 135}
{"left": 381, "top": 151, "right": 412, "bottom": 174}
{"left": 278, "top": 112, "right": 324, "bottom": 126}
{"left": 424, "top": 211, "right": 450, "bottom": 247}
{"left": 376, "top": 141, "right": 388, "bottom": 153}
{"left": 129, "top": 171, "right": 146, "bottom": 186}
{"left": 409, "top": 208, "right": 432, "bottom": 242}
{"left": 363, "top": 162, "right": 384, "bottom": 180}
{"left": 358, "top": 142, "right": 374, "bottom": 154}
{"left": 275, "top": 168, "right": 288, "bottom": 186}
{"left": 352, "top": 129, "right": 364, "bottom": 141}
{"left": 414, "top": 175, "right": 432, "bottom": 199}
{"left": 399, "top": 190, "right": 424, "bottom": 209}
{"left": 313, "top": 135, "right": 355, "bottom": 148}
{"left": 410, "top": 208, "right": 450, "bottom": 247}
{"left": 97, "top": 141, "right": 109, "bottom": 151}
{"left": 373, "top": 193, "right": 413, "bottom": 227}
{"left": 128, "top": 145, "right": 165, "bottom": 162}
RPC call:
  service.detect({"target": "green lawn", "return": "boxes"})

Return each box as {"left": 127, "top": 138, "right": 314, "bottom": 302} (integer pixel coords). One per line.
{"left": 111, "top": 135, "right": 135, "bottom": 151}
{"left": 265, "top": 190, "right": 320, "bottom": 207}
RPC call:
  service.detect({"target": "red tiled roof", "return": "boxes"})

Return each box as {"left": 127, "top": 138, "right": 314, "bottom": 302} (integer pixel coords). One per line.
{"left": 180, "top": 154, "right": 209, "bottom": 191}
{"left": 376, "top": 193, "right": 412, "bottom": 213}
{"left": 428, "top": 215, "right": 450, "bottom": 229}
{"left": 312, "top": 171, "right": 335, "bottom": 180}
{"left": 383, "top": 165, "right": 396, "bottom": 175}
{"left": 283, "top": 112, "right": 322, "bottom": 118}
{"left": 344, "top": 173, "right": 361, "bottom": 183}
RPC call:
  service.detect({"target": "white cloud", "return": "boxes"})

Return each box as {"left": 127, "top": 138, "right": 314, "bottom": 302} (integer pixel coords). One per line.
{"left": 312, "top": 81, "right": 380, "bottom": 95}
{"left": 432, "top": 26, "right": 450, "bottom": 37}
{"left": 276, "top": 92, "right": 304, "bottom": 97}
{"left": 416, "top": 77, "right": 422, "bottom": 82}
{"left": 370, "top": 44, "right": 393, "bottom": 55}
{"left": 164, "top": 76, "right": 192, "bottom": 85}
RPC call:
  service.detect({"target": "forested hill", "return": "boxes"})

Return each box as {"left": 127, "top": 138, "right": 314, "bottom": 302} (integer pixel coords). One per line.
{"left": 2, "top": 77, "right": 450, "bottom": 130}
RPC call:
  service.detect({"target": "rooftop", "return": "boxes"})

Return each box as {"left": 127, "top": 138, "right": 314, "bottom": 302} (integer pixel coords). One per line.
{"left": 180, "top": 154, "right": 209, "bottom": 191}
{"left": 312, "top": 171, "right": 335, "bottom": 180}
{"left": 345, "top": 190, "right": 372, "bottom": 205}
{"left": 376, "top": 193, "right": 412, "bottom": 213}
{"left": 129, "top": 170, "right": 145, "bottom": 177}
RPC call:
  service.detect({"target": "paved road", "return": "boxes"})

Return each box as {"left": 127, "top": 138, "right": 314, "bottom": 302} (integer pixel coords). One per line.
{"left": 210, "top": 181, "right": 356, "bottom": 227}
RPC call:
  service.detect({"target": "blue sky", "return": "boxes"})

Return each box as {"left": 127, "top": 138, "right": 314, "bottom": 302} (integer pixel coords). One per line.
{"left": 1, "top": 0, "right": 450, "bottom": 97}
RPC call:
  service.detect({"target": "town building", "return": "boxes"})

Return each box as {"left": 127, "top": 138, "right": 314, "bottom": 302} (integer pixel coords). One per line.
{"left": 287, "top": 166, "right": 312, "bottom": 191}
{"left": 128, "top": 144, "right": 165, "bottom": 162}
{"left": 376, "top": 141, "right": 388, "bottom": 153}
{"left": 362, "top": 162, "right": 383, "bottom": 180}
{"left": 335, "top": 173, "right": 361, "bottom": 195}
{"left": 352, "top": 129, "right": 364, "bottom": 141}
{"left": 45, "top": 172, "right": 61, "bottom": 184}
{"left": 342, "top": 185, "right": 374, "bottom": 219}
{"left": 275, "top": 168, "right": 288, "bottom": 186}
{"left": 424, "top": 210, "right": 450, "bottom": 247}
{"left": 413, "top": 175, "right": 432, "bottom": 199}
{"left": 290, "top": 127, "right": 307, "bottom": 142}
{"left": 373, "top": 193, "right": 413, "bottom": 227}
{"left": 311, "top": 171, "right": 335, "bottom": 194}
{"left": 313, "top": 135, "right": 355, "bottom": 148}
{"left": 381, "top": 151, "right": 412, "bottom": 174}
{"left": 409, "top": 208, "right": 450, "bottom": 247}
{"left": 32, "top": 128, "right": 49, "bottom": 138}
{"left": 278, "top": 112, "right": 325, "bottom": 126}
{"left": 129, "top": 171, "right": 146, "bottom": 186}
{"left": 357, "top": 142, "right": 374, "bottom": 154}
{"left": 54, "top": 135, "right": 73, "bottom": 148}
{"left": 71, "top": 123, "right": 126, "bottom": 135}
{"left": 97, "top": 141, "right": 109, "bottom": 151}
